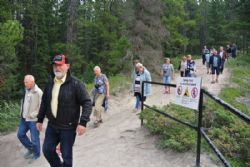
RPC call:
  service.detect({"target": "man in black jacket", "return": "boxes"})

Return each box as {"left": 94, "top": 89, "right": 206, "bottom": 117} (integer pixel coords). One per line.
{"left": 36, "top": 54, "right": 92, "bottom": 167}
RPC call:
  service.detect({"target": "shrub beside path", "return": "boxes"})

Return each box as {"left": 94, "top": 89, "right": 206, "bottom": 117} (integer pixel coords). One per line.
{"left": 0, "top": 59, "right": 230, "bottom": 167}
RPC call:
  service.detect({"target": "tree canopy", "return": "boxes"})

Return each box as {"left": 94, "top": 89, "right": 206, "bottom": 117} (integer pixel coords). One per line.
{"left": 0, "top": 0, "right": 249, "bottom": 100}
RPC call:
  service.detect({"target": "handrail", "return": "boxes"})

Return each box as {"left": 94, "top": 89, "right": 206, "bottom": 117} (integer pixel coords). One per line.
{"left": 143, "top": 104, "right": 197, "bottom": 130}
{"left": 201, "top": 128, "right": 231, "bottom": 167}
{"left": 202, "top": 89, "right": 250, "bottom": 124}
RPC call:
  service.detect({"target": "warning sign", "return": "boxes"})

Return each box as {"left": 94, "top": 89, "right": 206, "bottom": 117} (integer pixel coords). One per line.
{"left": 175, "top": 77, "right": 202, "bottom": 110}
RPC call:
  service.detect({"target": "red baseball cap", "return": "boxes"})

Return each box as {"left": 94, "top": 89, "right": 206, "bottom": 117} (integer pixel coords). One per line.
{"left": 52, "top": 54, "right": 68, "bottom": 65}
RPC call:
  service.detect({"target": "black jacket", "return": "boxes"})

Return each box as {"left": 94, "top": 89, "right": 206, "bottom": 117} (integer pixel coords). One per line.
{"left": 209, "top": 54, "right": 222, "bottom": 68}
{"left": 37, "top": 71, "right": 92, "bottom": 129}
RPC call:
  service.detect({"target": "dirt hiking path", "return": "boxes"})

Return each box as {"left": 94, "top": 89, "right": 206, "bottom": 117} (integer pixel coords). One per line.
{"left": 0, "top": 59, "right": 230, "bottom": 167}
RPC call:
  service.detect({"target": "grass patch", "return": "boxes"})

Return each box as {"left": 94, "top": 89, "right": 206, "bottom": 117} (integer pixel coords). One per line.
{"left": 0, "top": 101, "right": 20, "bottom": 134}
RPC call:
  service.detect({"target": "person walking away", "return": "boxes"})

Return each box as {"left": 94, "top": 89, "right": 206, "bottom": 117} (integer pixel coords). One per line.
{"left": 36, "top": 54, "right": 92, "bottom": 167}
{"left": 185, "top": 55, "right": 196, "bottom": 77}
{"left": 219, "top": 46, "right": 227, "bottom": 74}
{"left": 161, "top": 58, "right": 174, "bottom": 93}
{"left": 132, "top": 63, "right": 152, "bottom": 112}
{"left": 202, "top": 45, "right": 209, "bottom": 65}
{"left": 17, "top": 75, "right": 43, "bottom": 163}
{"left": 226, "top": 44, "right": 232, "bottom": 59}
{"left": 92, "top": 66, "right": 110, "bottom": 127}
{"left": 231, "top": 43, "right": 237, "bottom": 58}
{"left": 205, "top": 51, "right": 211, "bottom": 74}
{"left": 179, "top": 56, "right": 187, "bottom": 77}
{"left": 209, "top": 50, "right": 222, "bottom": 84}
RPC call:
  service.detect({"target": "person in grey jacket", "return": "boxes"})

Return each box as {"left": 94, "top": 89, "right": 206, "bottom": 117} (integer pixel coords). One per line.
{"left": 17, "top": 75, "right": 43, "bottom": 162}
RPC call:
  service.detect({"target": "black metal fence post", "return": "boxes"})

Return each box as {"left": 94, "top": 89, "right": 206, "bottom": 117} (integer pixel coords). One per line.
{"left": 141, "top": 81, "right": 145, "bottom": 126}
{"left": 196, "top": 91, "right": 203, "bottom": 167}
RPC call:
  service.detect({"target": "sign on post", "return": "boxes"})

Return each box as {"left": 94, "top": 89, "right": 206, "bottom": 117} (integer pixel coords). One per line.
{"left": 175, "top": 77, "right": 202, "bottom": 110}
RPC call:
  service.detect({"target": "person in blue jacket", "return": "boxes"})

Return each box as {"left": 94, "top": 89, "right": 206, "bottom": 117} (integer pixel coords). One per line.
{"left": 132, "top": 63, "right": 152, "bottom": 112}
{"left": 209, "top": 50, "right": 222, "bottom": 84}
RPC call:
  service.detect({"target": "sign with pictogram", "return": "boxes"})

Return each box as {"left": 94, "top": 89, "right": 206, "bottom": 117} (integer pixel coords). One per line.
{"left": 175, "top": 77, "right": 202, "bottom": 110}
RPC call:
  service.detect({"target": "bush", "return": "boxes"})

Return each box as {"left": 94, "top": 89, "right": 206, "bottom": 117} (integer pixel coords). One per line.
{"left": 141, "top": 104, "right": 197, "bottom": 152}
{"left": 0, "top": 101, "right": 20, "bottom": 133}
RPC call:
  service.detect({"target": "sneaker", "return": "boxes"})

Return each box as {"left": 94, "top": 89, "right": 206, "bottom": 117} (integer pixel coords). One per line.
{"left": 93, "top": 120, "right": 100, "bottom": 128}
{"left": 99, "top": 119, "right": 103, "bottom": 123}
{"left": 132, "top": 108, "right": 138, "bottom": 113}
{"left": 24, "top": 150, "right": 33, "bottom": 159}
{"left": 27, "top": 155, "right": 39, "bottom": 164}
{"left": 211, "top": 81, "right": 215, "bottom": 84}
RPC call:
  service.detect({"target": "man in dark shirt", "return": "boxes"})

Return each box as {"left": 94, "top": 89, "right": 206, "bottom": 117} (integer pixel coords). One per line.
{"left": 36, "top": 54, "right": 92, "bottom": 167}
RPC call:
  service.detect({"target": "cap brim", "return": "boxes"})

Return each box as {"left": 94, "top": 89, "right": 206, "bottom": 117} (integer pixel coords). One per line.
{"left": 52, "top": 61, "right": 65, "bottom": 65}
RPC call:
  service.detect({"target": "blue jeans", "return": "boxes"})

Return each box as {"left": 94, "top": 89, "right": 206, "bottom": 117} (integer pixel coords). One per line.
{"left": 43, "top": 124, "right": 76, "bottom": 167}
{"left": 163, "top": 76, "right": 171, "bottom": 84}
{"left": 17, "top": 118, "right": 40, "bottom": 157}
{"left": 135, "top": 95, "right": 141, "bottom": 109}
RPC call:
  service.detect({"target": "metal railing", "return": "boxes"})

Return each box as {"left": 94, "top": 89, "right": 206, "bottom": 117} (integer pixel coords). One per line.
{"left": 141, "top": 81, "right": 250, "bottom": 167}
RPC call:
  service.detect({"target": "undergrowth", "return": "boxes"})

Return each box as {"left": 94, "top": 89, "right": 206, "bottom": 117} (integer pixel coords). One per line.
{"left": 0, "top": 101, "right": 20, "bottom": 134}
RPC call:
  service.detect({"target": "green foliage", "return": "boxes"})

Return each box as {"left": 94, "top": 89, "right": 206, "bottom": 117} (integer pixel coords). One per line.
{"left": 141, "top": 104, "right": 197, "bottom": 152}
{"left": 77, "top": 1, "right": 130, "bottom": 80}
{"left": 162, "top": 0, "right": 200, "bottom": 56}
{"left": 0, "top": 20, "right": 23, "bottom": 100}
{"left": 203, "top": 98, "right": 250, "bottom": 167}
{"left": 0, "top": 101, "right": 20, "bottom": 133}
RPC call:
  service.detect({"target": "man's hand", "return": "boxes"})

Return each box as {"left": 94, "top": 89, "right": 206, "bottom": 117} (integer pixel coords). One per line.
{"left": 76, "top": 125, "right": 86, "bottom": 136}
{"left": 36, "top": 123, "right": 43, "bottom": 131}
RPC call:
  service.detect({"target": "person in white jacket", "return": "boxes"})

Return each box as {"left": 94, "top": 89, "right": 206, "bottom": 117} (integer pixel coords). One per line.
{"left": 17, "top": 75, "right": 43, "bottom": 162}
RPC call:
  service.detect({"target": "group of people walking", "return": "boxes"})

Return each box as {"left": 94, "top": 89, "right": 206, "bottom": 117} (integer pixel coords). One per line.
{"left": 130, "top": 43, "right": 237, "bottom": 113}
{"left": 17, "top": 54, "right": 110, "bottom": 167}
{"left": 17, "top": 44, "right": 236, "bottom": 166}
{"left": 202, "top": 44, "right": 235, "bottom": 83}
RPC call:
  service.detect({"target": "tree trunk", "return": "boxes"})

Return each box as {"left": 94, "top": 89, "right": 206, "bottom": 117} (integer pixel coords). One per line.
{"left": 66, "top": 0, "right": 79, "bottom": 44}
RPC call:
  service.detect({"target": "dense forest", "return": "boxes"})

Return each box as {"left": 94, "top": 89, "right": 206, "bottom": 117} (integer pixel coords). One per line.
{"left": 0, "top": 0, "right": 249, "bottom": 101}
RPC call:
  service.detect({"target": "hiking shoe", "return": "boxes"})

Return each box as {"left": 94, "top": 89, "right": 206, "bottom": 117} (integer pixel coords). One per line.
{"left": 27, "top": 155, "right": 39, "bottom": 164}
{"left": 132, "top": 108, "right": 138, "bottom": 113}
{"left": 24, "top": 150, "right": 33, "bottom": 159}
{"left": 93, "top": 120, "right": 100, "bottom": 128}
